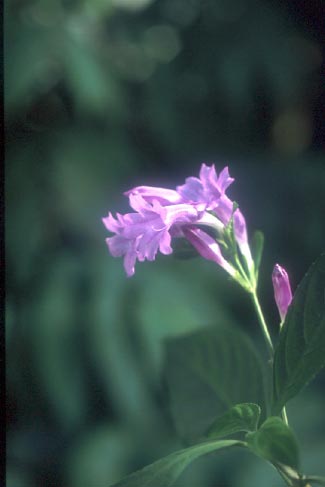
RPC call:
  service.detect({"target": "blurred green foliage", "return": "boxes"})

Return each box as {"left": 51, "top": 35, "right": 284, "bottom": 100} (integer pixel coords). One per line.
{"left": 5, "top": 0, "right": 325, "bottom": 486}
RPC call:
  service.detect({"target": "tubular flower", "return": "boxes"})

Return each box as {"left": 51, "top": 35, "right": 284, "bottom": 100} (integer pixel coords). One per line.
{"left": 103, "top": 194, "right": 202, "bottom": 276}
{"left": 127, "top": 165, "right": 234, "bottom": 211}
{"left": 124, "top": 186, "right": 181, "bottom": 205}
{"left": 103, "top": 163, "right": 250, "bottom": 279}
{"left": 213, "top": 194, "right": 252, "bottom": 267}
{"left": 176, "top": 164, "right": 234, "bottom": 210}
{"left": 272, "top": 264, "right": 293, "bottom": 321}
{"left": 126, "top": 165, "right": 250, "bottom": 258}
{"left": 182, "top": 227, "right": 236, "bottom": 277}
{"left": 176, "top": 165, "right": 251, "bottom": 262}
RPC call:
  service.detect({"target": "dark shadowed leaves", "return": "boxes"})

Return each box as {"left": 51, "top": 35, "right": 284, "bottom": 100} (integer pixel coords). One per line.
{"left": 272, "top": 253, "right": 325, "bottom": 414}
{"left": 164, "top": 325, "right": 267, "bottom": 443}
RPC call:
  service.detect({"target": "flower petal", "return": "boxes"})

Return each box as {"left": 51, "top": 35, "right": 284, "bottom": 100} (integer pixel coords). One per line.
{"left": 159, "top": 230, "right": 172, "bottom": 255}
{"left": 128, "top": 193, "right": 153, "bottom": 214}
{"left": 176, "top": 177, "right": 204, "bottom": 203}
{"left": 160, "top": 203, "right": 199, "bottom": 226}
{"left": 123, "top": 249, "right": 137, "bottom": 277}
{"left": 106, "top": 235, "right": 130, "bottom": 257}
{"left": 176, "top": 164, "right": 235, "bottom": 211}
{"left": 103, "top": 198, "right": 194, "bottom": 275}
{"left": 125, "top": 186, "right": 181, "bottom": 205}
{"left": 216, "top": 166, "right": 234, "bottom": 193}
{"left": 183, "top": 227, "right": 236, "bottom": 277}
{"left": 102, "top": 213, "right": 121, "bottom": 233}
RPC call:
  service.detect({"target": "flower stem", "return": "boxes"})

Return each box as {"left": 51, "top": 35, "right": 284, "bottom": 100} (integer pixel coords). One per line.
{"left": 250, "top": 290, "right": 289, "bottom": 426}
{"left": 251, "top": 291, "right": 274, "bottom": 359}
{"left": 281, "top": 406, "right": 289, "bottom": 426}
{"left": 276, "top": 468, "right": 295, "bottom": 487}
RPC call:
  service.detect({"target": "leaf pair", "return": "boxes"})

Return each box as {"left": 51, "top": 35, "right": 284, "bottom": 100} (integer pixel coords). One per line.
{"left": 207, "top": 404, "right": 299, "bottom": 472}
{"left": 109, "top": 404, "right": 300, "bottom": 487}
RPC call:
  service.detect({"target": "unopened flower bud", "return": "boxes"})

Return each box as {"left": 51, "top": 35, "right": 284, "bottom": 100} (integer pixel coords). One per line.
{"left": 272, "top": 264, "right": 293, "bottom": 321}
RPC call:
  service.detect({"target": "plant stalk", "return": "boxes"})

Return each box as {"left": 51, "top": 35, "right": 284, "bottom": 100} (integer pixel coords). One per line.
{"left": 251, "top": 291, "right": 289, "bottom": 426}
{"left": 251, "top": 291, "right": 274, "bottom": 358}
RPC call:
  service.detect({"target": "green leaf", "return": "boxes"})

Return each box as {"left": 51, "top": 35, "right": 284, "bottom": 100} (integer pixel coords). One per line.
{"left": 251, "top": 231, "right": 264, "bottom": 278}
{"left": 109, "top": 439, "right": 243, "bottom": 487}
{"left": 164, "top": 325, "right": 267, "bottom": 443}
{"left": 246, "top": 417, "right": 300, "bottom": 470}
{"left": 206, "top": 403, "right": 261, "bottom": 440}
{"left": 272, "top": 253, "right": 325, "bottom": 414}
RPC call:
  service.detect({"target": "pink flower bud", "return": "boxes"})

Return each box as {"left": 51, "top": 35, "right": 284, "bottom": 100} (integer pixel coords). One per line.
{"left": 272, "top": 264, "right": 293, "bottom": 321}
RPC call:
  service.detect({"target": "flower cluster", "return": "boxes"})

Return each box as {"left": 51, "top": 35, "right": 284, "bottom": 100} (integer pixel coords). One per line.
{"left": 103, "top": 164, "right": 252, "bottom": 277}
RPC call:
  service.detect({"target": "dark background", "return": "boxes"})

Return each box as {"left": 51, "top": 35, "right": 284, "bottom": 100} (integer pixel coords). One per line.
{"left": 5, "top": 0, "right": 325, "bottom": 486}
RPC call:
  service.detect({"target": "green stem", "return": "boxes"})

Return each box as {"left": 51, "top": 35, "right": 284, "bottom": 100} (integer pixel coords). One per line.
{"left": 281, "top": 406, "right": 289, "bottom": 426}
{"left": 251, "top": 291, "right": 274, "bottom": 358}
{"left": 251, "top": 291, "right": 289, "bottom": 426}
{"left": 304, "top": 476, "right": 325, "bottom": 486}
{"left": 276, "top": 468, "right": 295, "bottom": 487}
{"left": 234, "top": 254, "right": 250, "bottom": 283}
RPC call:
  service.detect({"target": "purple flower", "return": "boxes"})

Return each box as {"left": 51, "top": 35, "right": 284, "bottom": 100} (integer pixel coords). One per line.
{"left": 182, "top": 227, "right": 236, "bottom": 277}
{"left": 103, "top": 163, "right": 252, "bottom": 278}
{"left": 213, "top": 194, "right": 252, "bottom": 265}
{"left": 176, "top": 164, "right": 234, "bottom": 211}
{"left": 272, "top": 264, "right": 293, "bottom": 321}
{"left": 212, "top": 195, "right": 246, "bottom": 242}
{"left": 176, "top": 165, "right": 251, "bottom": 262}
{"left": 127, "top": 165, "right": 234, "bottom": 212}
{"left": 124, "top": 186, "right": 181, "bottom": 205}
{"left": 102, "top": 195, "right": 200, "bottom": 276}
{"left": 126, "top": 165, "right": 249, "bottom": 254}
